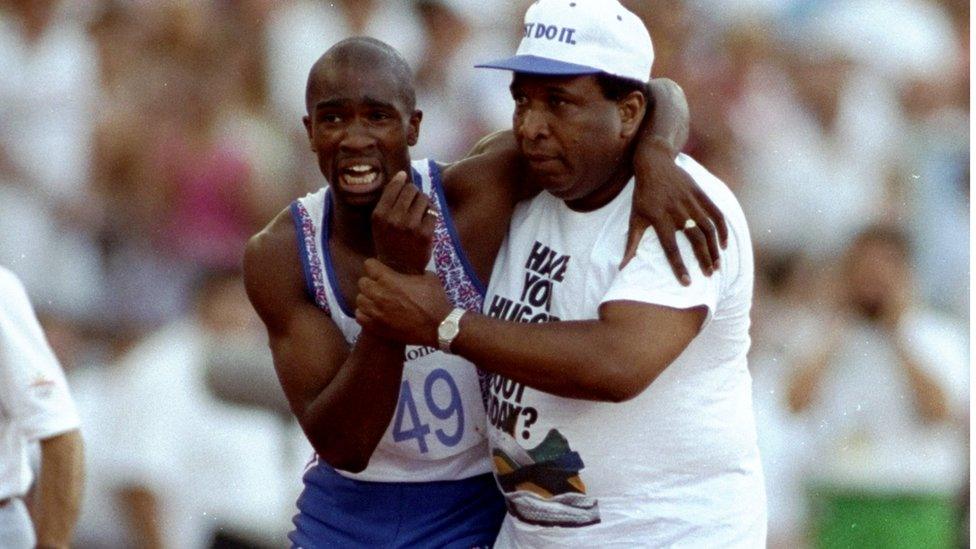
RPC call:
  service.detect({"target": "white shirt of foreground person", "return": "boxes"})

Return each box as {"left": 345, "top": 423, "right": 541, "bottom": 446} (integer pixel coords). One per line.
{"left": 0, "top": 266, "right": 81, "bottom": 546}
{"left": 484, "top": 155, "right": 766, "bottom": 547}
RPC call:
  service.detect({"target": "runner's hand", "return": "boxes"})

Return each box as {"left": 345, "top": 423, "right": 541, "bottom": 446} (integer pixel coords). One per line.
{"left": 371, "top": 171, "right": 436, "bottom": 275}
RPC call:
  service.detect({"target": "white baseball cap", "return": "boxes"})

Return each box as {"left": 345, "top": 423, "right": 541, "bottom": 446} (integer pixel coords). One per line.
{"left": 476, "top": 0, "right": 654, "bottom": 83}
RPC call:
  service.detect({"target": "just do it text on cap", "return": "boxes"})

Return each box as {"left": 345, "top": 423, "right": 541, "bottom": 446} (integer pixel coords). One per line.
{"left": 476, "top": 0, "right": 654, "bottom": 83}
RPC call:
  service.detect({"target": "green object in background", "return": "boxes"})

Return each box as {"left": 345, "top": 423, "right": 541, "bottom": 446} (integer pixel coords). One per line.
{"left": 809, "top": 488, "right": 959, "bottom": 549}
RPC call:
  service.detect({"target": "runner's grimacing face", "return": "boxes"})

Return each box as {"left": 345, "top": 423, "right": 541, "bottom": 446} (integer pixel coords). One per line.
{"left": 304, "top": 66, "right": 420, "bottom": 208}
{"left": 511, "top": 73, "right": 627, "bottom": 201}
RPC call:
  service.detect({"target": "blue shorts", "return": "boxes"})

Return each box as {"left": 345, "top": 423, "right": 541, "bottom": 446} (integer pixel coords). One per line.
{"left": 289, "top": 464, "right": 506, "bottom": 549}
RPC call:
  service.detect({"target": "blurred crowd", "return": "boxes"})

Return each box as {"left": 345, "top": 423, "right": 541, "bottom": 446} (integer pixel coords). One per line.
{"left": 0, "top": 0, "right": 967, "bottom": 547}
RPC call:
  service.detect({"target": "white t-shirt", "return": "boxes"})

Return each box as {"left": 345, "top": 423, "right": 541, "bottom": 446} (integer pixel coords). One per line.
{"left": 484, "top": 155, "right": 767, "bottom": 547}
{"left": 0, "top": 266, "right": 80, "bottom": 499}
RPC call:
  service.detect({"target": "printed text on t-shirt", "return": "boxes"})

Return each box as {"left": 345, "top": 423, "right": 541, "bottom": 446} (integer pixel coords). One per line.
{"left": 484, "top": 241, "right": 569, "bottom": 438}
{"left": 486, "top": 241, "right": 570, "bottom": 323}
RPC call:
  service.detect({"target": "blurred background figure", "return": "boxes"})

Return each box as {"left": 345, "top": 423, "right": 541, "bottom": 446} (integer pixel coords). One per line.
{"left": 0, "top": 0, "right": 103, "bottom": 320}
{"left": 0, "top": 0, "right": 965, "bottom": 546}
{"left": 409, "top": 0, "right": 513, "bottom": 161}
{"left": 748, "top": 252, "right": 817, "bottom": 549}
{"left": 787, "top": 225, "right": 968, "bottom": 548}
{"left": 67, "top": 269, "right": 307, "bottom": 549}
{"left": 265, "top": 0, "right": 425, "bottom": 130}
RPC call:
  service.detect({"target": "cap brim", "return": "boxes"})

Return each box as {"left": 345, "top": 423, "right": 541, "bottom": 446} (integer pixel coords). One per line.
{"left": 475, "top": 55, "right": 603, "bottom": 76}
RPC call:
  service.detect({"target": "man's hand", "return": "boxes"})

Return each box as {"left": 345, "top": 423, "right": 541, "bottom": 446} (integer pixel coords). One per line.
{"left": 625, "top": 143, "right": 728, "bottom": 283}
{"left": 371, "top": 171, "right": 436, "bottom": 275}
{"left": 355, "top": 259, "right": 452, "bottom": 346}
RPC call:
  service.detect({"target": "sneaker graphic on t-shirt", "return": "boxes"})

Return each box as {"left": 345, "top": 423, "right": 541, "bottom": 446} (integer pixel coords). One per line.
{"left": 490, "top": 429, "right": 600, "bottom": 527}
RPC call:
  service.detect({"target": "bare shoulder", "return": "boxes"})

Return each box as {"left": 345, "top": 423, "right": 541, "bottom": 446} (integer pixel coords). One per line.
{"left": 243, "top": 208, "right": 306, "bottom": 331}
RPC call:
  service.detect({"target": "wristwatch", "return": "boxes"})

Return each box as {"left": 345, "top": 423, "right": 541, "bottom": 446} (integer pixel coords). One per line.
{"left": 437, "top": 308, "right": 467, "bottom": 353}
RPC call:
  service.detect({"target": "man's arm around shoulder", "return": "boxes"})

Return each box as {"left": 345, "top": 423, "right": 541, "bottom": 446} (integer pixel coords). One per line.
{"left": 454, "top": 301, "right": 706, "bottom": 402}
{"left": 357, "top": 259, "right": 707, "bottom": 402}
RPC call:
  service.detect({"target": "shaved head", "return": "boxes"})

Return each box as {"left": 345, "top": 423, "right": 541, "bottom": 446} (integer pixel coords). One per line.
{"left": 305, "top": 37, "right": 416, "bottom": 116}
{"left": 301, "top": 37, "right": 422, "bottom": 210}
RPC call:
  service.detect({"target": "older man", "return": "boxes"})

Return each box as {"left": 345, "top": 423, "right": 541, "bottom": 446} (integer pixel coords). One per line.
{"left": 357, "top": 0, "right": 766, "bottom": 545}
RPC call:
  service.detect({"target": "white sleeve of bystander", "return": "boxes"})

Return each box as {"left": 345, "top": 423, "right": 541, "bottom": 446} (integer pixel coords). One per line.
{"left": 0, "top": 268, "right": 80, "bottom": 441}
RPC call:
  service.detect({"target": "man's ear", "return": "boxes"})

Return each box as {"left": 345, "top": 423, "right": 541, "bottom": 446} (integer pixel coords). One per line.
{"left": 407, "top": 110, "right": 423, "bottom": 147}
{"left": 618, "top": 91, "right": 647, "bottom": 140}
{"left": 302, "top": 115, "right": 314, "bottom": 151}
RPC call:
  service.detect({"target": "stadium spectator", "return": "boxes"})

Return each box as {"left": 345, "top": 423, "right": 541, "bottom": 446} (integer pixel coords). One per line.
{"left": 410, "top": 0, "right": 514, "bottom": 161}
{"left": 0, "top": 0, "right": 104, "bottom": 320}
{"left": 749, "top": 254, "right": 817, "bottom": 548}
{"left": 730, "top": 11, "right": 903, "bottom": 260}
{"left": 787, "top": 225, "right": 969, "bottom": 548}
{"left": 100, "top": 269, "right": 306, "bottom": 548}
{"left": 214, "top": 0, "right": 307, "bottom": 229}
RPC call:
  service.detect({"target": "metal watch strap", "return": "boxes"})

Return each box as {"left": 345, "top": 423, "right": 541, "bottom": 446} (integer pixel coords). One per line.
{"left": 438, "top": 308, "right": 467, "bottom": 353}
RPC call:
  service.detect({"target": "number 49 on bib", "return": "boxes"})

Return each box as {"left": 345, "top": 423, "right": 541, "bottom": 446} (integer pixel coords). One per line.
{"left": 392, "top": 368, "right": 465, "bottom": 453}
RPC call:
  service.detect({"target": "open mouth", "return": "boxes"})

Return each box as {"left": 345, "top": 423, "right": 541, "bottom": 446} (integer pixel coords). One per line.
{"left": 337, "top": 164, "right": 384, "bottom": 194}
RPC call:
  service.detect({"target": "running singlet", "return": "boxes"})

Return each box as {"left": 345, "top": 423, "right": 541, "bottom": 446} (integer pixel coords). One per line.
{"left": 290, "top": 158, "right": 491, "bottom": 483}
